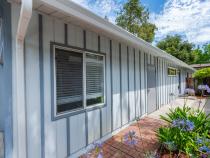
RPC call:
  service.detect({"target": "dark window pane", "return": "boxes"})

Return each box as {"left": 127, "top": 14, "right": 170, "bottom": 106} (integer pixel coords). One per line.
{"left": 56, "top": 48, "right": 83, "bottom": 114}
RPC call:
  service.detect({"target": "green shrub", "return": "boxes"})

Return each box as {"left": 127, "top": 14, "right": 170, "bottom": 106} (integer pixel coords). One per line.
{"left": 193, "top": 67, "right": 210, "bottom": 79}
{"left": 157, "top": 105, "right": 210, "bottom": 156}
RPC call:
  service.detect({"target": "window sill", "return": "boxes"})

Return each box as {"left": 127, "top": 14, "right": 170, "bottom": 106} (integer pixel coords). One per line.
{"left": 52, "top": 103, "right": 106, "bottom": 121}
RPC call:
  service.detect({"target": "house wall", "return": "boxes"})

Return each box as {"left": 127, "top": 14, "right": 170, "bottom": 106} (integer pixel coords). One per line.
{"left": 11, "top": 4, "right": 189, "bottom": 158}
{"left": 0, "top": 1, "right": 13, "bottom": 158}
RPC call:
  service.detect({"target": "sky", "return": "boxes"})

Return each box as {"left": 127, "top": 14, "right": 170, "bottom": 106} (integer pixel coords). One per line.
{"left": 72, "top": 0, "right": 210, "bottom": 46}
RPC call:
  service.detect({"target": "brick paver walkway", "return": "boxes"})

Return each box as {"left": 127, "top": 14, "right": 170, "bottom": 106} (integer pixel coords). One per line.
{"left": 81, "top": 97, "right": 207, "bottom": 158}
{"left": 82, "top": 97, "right": 207, "bottom": 158}
{"left": 82, "top": 117, "right": 166, "bottom": 158}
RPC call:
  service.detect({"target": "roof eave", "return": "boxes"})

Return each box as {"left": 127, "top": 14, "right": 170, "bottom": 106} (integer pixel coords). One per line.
{"left": 38, "top": 0, "right": 195, "bottom": 71}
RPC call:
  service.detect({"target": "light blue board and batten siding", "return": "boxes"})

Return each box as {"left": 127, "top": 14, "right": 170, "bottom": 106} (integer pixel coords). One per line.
{"left": 100, "top": 35, "right": 112, "bottom": 136}
{"left": 86, "top": 31, "right": 101, "bottom": 144}
{"left": 24, "top": 12, "right": 41, "bottom": 158}
{"left": 120, "top": 44, "right": 129, "bottom": 125}
{"left": 112, "top": 40, "right": 121, "bottom": 130}
{"left": 140, "top": 51, "right": 146, "bottom": 115}
{"left": 13, "top": 5, "right": 189, "bottom": 158}
{"left": 128, "top": 47, "right": 136, "bottom": 121}
{"left": 23, "top": 10, "right": 114, "bottom": 158}
{"left": 134, "top": 50, "right": 141, "bottom": 118}
{"left": 156, "top": 58, "right": 188, "bottom": 108}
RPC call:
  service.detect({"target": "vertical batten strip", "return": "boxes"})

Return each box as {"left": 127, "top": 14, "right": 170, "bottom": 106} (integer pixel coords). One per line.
{"left": 156, "top": 58, "right": 158, "bottom": 108}
{"left": 144, "top": 53, "right": 147, "bottom": 113}
{"left": 139, "top": 51, "right": 141, "bottom": 116}
{"left": 119, "top": 43, "right": 122, "bottom": 126}
{"left": 162, "top": 60, "right": 163, "bottom": 105}
{"left": 144, "top": 53, "right": 146, "bottom": 113}
{"left": 155, "top": 57, "right": 158, "bottom": 110}
{"left": 83, "top": 30, "right": 89, "bottom": 146}
{"left": 133, "top": 49, "right": 136, "bottom": 118}
{"left": 110, "top": 40, "right": 113, "bottom": 132}
{"left": 39, "top": 14, "right": 45, "bottom": 158}
{"left": 98, "top": 35, "right": 103, "bottom": 138}
{"left": 127, "top": 46, "right": 130, "bottom": 121}
{"left": 64, "top": 23, "right": 71, "bottom": 156}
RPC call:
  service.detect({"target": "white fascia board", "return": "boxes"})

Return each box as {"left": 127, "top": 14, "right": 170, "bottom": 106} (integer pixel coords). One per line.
{"left": 40, "top": 0, "right": 195, "bottom": 71}
{"left": 16, "top": 0, "right": 32, "bottom": 41}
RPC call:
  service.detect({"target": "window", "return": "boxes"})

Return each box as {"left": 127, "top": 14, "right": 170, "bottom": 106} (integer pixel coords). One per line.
{"left": 54, "top": 45, "right": 105, "bottom": 116}
{"left": 168, "top": 67, "right": 177, "bottom": 76}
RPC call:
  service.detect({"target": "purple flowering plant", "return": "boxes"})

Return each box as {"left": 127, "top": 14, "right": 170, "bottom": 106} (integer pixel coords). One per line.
{"left": 157, "top": 96, "right": 210, "bottom": 157}
{"left": 172, "top": 119, "right": 195, "bottom": 131}
{"left": 123, "top": 130, "right": 138, "bottom": 146}
{"left": 85, "top": 142, "right": 103, "bottom": 158}
{"left": 196, "top": 137, "right": 210, "bottom": 156}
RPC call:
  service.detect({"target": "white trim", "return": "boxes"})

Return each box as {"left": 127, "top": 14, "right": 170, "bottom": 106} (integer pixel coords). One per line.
{"left": 85, "top": 52, "right": 106, "bottom": 108}
{"left": 12, "top": 1, "right": 32, "bottom": 158}
{"left": 38, "top": 0, "right": 195, "bottom": 71}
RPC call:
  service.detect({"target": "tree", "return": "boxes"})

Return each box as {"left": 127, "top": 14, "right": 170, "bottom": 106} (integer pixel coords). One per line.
{"left": 190, "top": 44, "right": 210, "bottom": 64}
{"left": 201, "top": 44, "right": 210, "bottom": 63}
{"left": 191, "top": 48, "right": 203, "bottom": 64}
{"left": 193, "top": 67, "right": 210, "bottom": 79}
{"left": 116, "top": 0, "right": 157, "bottom": 43}
{"left": 157, "top": 35, "right": 195, "bottom": 64}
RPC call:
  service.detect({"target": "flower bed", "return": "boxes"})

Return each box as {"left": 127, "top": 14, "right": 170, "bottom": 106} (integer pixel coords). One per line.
{"left": 157, "top": 102, "right": 210, "bottom": 157}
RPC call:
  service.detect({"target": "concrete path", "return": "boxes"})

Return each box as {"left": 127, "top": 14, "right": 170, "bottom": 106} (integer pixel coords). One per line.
{"left": 148, "top": 97, "right": 207, "bottom": 119}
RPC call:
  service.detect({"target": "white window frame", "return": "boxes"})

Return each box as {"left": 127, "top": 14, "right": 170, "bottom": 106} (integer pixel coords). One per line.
{"left": 168, "top": 67, "right": 177, "bottom": 77}
{"left": 53, "top": 45, "right": 106, "bottom": 118}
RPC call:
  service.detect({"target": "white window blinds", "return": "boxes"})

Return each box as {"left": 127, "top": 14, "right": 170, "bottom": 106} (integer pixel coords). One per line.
{"left": 86, "top": 53, "right": 104, "bottom": 106}
{"left": 56, "top": 48, "right": 83, "bottom": 113}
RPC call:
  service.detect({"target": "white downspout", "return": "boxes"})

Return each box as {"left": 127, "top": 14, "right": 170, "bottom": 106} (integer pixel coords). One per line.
{"left": 13, "top": 0, "right": 32, "bottom": 158}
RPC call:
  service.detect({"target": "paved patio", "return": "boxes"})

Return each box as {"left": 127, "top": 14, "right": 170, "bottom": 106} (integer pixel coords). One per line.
{"left": 82, "top": 97, "right": 208, "bottom": 158}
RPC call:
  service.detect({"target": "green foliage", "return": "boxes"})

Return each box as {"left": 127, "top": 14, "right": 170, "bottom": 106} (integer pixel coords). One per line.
{"left": 160, "top": 106, "right": 191, "bottom": 123}
{"left": 158, "top": 127, "right": 197, "bottom": 155}
{"left": 157, "top": 105, "right": 210, "bottom": 156}
{"left": 193, "top": 68, "right": 210, "bottom": 79}
{"left": 192, "top": 44, "right": 210, "bottom": 64}
{"left": 115, "top": 0, "right": 156, "bottom": 43}
{"left": 157, "top": 35, "right": 210, "bottom": 64}
{"left": 157, "top": 35, "right": 195, "bottom": 64}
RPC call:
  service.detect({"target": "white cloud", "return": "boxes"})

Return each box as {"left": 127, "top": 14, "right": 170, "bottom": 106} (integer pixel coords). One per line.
{"left": 152, "top": 0, "right": 210, "bottom": 45}
{"left": 71, "top": 0, "right": 121, "bottom": 22}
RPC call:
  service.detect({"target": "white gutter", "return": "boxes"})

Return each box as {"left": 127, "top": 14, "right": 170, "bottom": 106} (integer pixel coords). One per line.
{"left": 40, "top": 0, "right": 195, "bottom": 71}
{"left": 13, "top": 0, "right": 32, "bottom": 158}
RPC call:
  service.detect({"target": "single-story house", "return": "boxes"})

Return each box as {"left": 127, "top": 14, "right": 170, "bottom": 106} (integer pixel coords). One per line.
{"left": 0, "top": 0, "right": 195, "bottom": 158}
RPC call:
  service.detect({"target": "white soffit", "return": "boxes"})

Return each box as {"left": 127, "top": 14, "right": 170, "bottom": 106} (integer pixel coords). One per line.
{"left": 34, "top": 0, "right": 194, "bottom": 71}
